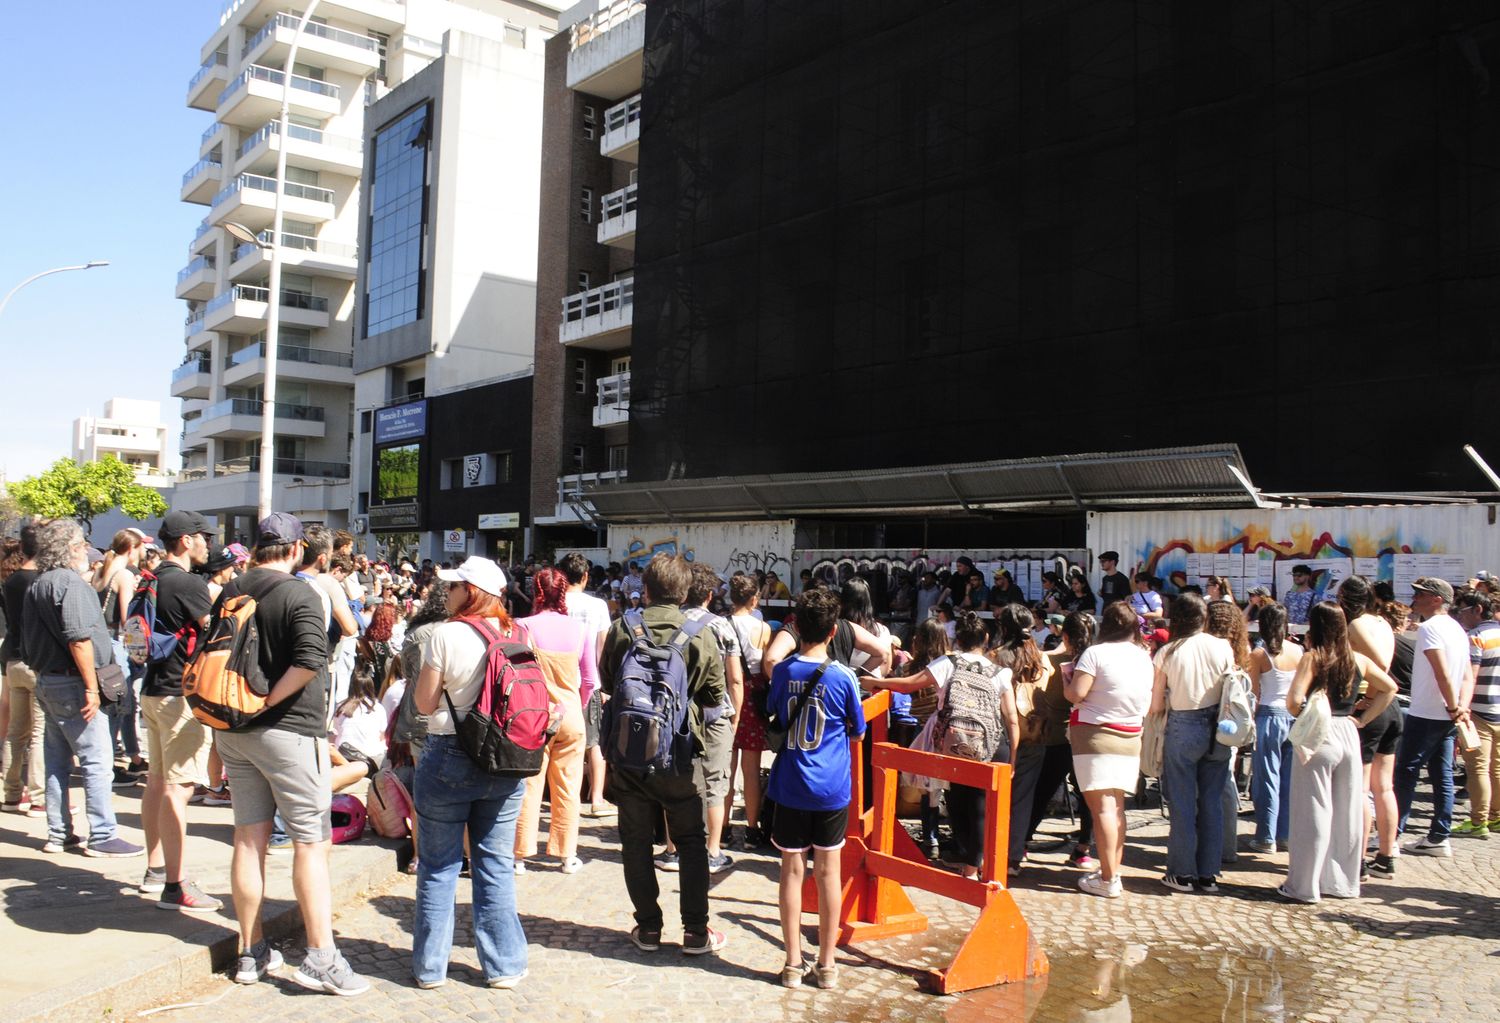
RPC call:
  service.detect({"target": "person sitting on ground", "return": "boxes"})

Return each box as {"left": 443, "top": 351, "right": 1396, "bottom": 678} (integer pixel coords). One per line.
{"left": 329, "top": 664, "right": 387, "bottom": 793}
{"left": 767, "top": 586, "right": 866, "bottom": 990}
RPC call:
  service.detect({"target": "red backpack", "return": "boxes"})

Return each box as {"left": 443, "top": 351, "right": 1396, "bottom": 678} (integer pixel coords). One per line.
{"left": 443, "top": 618, "right": 556, "bottom": 777}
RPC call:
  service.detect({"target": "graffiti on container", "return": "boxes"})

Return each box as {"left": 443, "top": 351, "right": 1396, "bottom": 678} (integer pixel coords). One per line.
{"left": 621, "top": 535, "right": 695, "bottom": 569}
{"left": 724, "top": 547, "right": 791, "bottom": 577}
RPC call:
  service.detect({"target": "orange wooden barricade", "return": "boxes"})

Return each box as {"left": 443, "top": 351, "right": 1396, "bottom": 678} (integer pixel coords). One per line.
{"left": 798, "top": 690, "right": 1049, "bottom": 995}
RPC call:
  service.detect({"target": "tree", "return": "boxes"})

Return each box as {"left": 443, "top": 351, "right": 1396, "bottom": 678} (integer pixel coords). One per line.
{"left": 10, "top": 456, "right": 170, "bottom": 532}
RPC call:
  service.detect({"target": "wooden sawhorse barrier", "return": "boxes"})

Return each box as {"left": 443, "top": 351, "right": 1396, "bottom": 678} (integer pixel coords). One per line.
{"left": 801, "top": 691, "right": 1049, "bottom": 994}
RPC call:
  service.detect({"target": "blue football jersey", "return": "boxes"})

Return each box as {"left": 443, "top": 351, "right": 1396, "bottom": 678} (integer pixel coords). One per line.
{"left": 767, "top": 655, "right": 867, "bottom": 811}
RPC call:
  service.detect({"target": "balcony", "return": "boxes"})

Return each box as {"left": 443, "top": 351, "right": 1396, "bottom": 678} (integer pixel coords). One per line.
{"left": 177, "top": 451, "right": 351, "bottom": 515}
{"left": 217, "top": 0, "right": 405, "bottom": 36}
{"left": 560, "top": 277, "right": 633, "bottom": 350}
{"left": 593, "top": 371, "right": 630, "bottom": 428}
{"left": 195, "top": 398, "right": 327, "bottom": 440}
{"left": 181, "top": 158, "right": 223, "bottom": 205}
{"left": 538, "top": 470, "right": 630, "bottom": 526}
{"left": 236, "top": 120, "right": 362, "bottom": 177}
{"left": 184, "top": 309, "right": 211, "bottom": 350}
{"left": 597, "top": 183, "right": 637, "bottom": 250}
{"left": 190, "top": 219, "right": 217, "bottom": 257}
{"left": 229, "top": 230, "right": 358, "bottom": 281}
{"left": 224, "top": 341, "right": 353, "bottom": 387}
{"left": 600, "top": 94, "right": 640, "bottom": 163}
{"left": 568, "top": 0, "right": 645, "bottom": 100}
{"left": 217, "top": 65, "right": 341, "bottom": 128}
{"left": 200, "top": 121, "right": 226, "bottom": 158}
{"left": 214, "top": 455, "right": 350, "bottom": 480}
{"left": 187, "top": 51, "right": 229, "bottom": 111}
{"left": 170, "top": 355, "right": 213, "bottom": 399}
{"left": 241, "top": 12, "right": 382, "bottom": 75}
{"left": 175, "top": 255, "right": 217, "bottom": 300}
{"left": 204, "top": 284, "right": 331, "bottom": 334}
{"left": 210, "top": 172, "right": 336, "bottom": 230}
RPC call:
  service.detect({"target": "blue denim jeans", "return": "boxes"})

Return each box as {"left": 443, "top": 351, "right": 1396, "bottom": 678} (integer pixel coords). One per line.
{"left": 35, "top": 674, "right": 118, "bottom": 845}
{"left": 412, "top": 735, "right": 527, "bottom": 985}
{"left": 104, "top": 640, "right": 141, "bottom": 762}
{"left": 1163, "top": 707, "right": 1231, "bottom": 878}
{"left": 1251, "top": 706, "right": 1294, "bottom": 844}
{"left": 1394, "top": 714, "right": 1456, "bottom": 841}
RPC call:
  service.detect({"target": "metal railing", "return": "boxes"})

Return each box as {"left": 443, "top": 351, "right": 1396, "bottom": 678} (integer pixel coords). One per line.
{"left": 184, "top": 309, "right": 206, "bottom": 336}
{"left": 234, "top": 231, "right": 357, "bottom": 263}
{"left": 230, "top": 342, "right": 352, "bottom": 368}
{"left": 596, "top": 371, "right": 630, "bottom": 409}
{"left": 193, "top": 220, "right": 213, "bottom": 242}
{"left": 172, "top": 354, "right": 212, "bottom": 383}
{"left": 178, "top": 465, "right": 209, "bottom": 482}
{"left": 212, "top": 172, "right": 335, "bottom": 209}
{"left": 243, "top": 12, "right": 379, "bottom": 60}
{"left": 203, "top": 398, "right": 326, "bottom": 422}
{"left": 182, "top": 158, "right": 222, "bottom": 187}
{"left": 561, "top": 277, "right": 634, "bottom": 325}
{"left": 214, "top": 455, "right": 350, "bottom": 479}
{"left": 177, "top": 255, "right": 215, "bottom": 284}
{"left": 599, "top": 182, "right": 637, "bottom": 225}
{"left": 201, "top": 122, "right": 223, "bottom": 148}
{"left": 188, "top": 51, "right": 228, "bottom": 91}
{"left": 570, "top": 0, "right": 645, "bottom": 50}
{"left": 604, "top": 94, "right": 641, "bottom": 135}
{"left": 206, "top": 284, "right": 329, "bottom": 315}
{"left": 238, "top": 119, "right": 362, "bottom": 160}
{"left": 219, "top": 64, "right": 341, "bottom": 107}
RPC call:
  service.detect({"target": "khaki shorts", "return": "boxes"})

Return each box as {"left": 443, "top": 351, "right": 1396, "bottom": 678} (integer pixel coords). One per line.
{"left": 141, "top": 695, "right": 211, "bottom": 786}
{"left": 693, "top": 713, "right": 734, "bottom": 803}
{"left": 216, "top": 728, "right": 332, "bottom": 844}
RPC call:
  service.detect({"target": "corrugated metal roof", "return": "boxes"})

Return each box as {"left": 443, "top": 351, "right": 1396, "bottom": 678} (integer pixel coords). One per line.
{"left": 582, "top": 445, "right": 1261, "bottom": 523}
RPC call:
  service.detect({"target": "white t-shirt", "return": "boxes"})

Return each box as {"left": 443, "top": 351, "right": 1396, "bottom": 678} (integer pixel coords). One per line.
{"left": 1153, "top": 632, "right": 1234, "bottom": 711}
{"left": 1410, "top": 614, "right": 1471, "bottom": 721}
{"left": 927, "top": 652, "right": 1013, "bottom": 710}
{"left": 422, "top": 617, "right": 526, "bottom": 735}
{"left": 1072, "top": 641, "right": 1154, "bottom": 726}
{"left": 380, "top": 678, "right": 406, "bottom": 722}
{"left": 331, "top": 700, "right": 389, "bottom": 759}
{"left": 848, "top": 621, "right": 891, "bottom": 677}
{"left": 565, "top": 589, "right": 611, "bottom": 660}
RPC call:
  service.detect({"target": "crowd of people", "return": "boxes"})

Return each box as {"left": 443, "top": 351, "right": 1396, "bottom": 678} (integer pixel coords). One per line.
{"left": 1, "top": 517, "right": 1494, "bottom": 996}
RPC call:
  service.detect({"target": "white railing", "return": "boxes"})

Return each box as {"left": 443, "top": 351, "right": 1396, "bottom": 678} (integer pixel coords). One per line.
{"left": 593, "top": 371, "right": 630, "bottom": 427}
{"left": 182, "top": 158, "right": 222, "bottom": 187}
{"left": 212, "top": 172, "right": 335, "bottom": 209}
{"left": 557, "top": 470, "right": 628, "bottom": 506}
{"left": 239, "top": 120, "right": 362, "bottom": 160}
{"left": 234, "top": 231, "right": 357, "bottom": 263}
{"left": 219, "top": 64, "right": 341, "bottom": 107}
{"left": 604, "top": 94, "right": 641, "bottom": 135}
{"left": 600, "top": 182, "right": 637, "bottom": 224}
{"left": 561, "top": 277, "right": 634, "bottom": 327}
{"left": 570, "top": 0, "right": 645, "bottom": 50}
{"left": 243, "top": 11, "right": 379, "bottom": 60}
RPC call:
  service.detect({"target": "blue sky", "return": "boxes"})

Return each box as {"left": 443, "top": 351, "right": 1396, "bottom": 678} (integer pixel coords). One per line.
{"left": 0, "top": 1, "right": 221, "bottom": 481}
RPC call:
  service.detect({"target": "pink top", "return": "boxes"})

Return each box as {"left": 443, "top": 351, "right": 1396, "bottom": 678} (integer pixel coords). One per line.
{"left": 519, "top": 610, "right": 599, "bottom": 708}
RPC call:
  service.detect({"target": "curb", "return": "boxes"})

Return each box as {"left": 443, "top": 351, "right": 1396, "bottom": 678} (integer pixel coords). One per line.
{"left": 12, "top": 841, "right": 402, "bottom": 1023}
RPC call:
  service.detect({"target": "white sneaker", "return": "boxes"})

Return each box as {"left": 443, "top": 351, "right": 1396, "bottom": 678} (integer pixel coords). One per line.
{"left": 560, "top": 856, "right": 584, "bottom": 874}
{"left": 1406, "top": 836, "right": 1453, "bottom": 857}
{"left": 513, "top": 860, "right": 527, "bottom": 875}
{"left": 1078, "top": 872, "right": 1122, "bottom": 899}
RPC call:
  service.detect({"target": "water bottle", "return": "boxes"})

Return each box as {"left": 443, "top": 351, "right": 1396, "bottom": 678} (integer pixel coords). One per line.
{"left": 1217, "top": 719, "right": 1237, "bottom": 737}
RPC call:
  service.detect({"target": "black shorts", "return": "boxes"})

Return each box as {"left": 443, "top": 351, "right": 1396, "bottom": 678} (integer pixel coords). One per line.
{"left": 584, "top": 689, "right": 603, "bottom": 750}
{"left": 1359, "top": 700, "right": 1404, "bottom": 764}
{"left": 771, "top": 805, "right": 848, "bottom": 853}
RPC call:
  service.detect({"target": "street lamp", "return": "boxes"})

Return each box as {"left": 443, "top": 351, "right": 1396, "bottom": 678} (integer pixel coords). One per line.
{"left": 0, "top": 261, "right": 110, "bottom": 319}
{"left": 243, "top": 0, "right": 323, "bottom": 521}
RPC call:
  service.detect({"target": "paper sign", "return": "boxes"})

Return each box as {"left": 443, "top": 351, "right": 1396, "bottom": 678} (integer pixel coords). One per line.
{"left": 1442, "top": 555, "right": 1468, "bottom": 585}
{"left": 1354, "top": 557, "right": 1380, "bottom": 580}
{"left": 1393, "top": 554, "right": 1418, "bottom": 602}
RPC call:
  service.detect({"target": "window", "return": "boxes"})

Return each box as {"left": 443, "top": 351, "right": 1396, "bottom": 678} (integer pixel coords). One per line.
{"left": 358, "top": 492, "right": 369, "bottom": 514}
{"left": 574, "top": 357, "right": 588, "bottom": 394}
{"left": 582, "top": 104, "right": 596, "bottom": 141}
{"left": 360, "top": 410, "right": 371, "bottom": 434}
{"left": 576, "top": 271, "right": 591, "bottom": 292}
{"left": 571, "top": 444, "right": 585, "bottom": 469}
{"left": 579, "top": 187, "right": 593, "bottom": 223}
{"left": 364, "top": 103, "right": 431, "bottom": 336}
{"left": 608, "top": 445, "right": 629, "bottom": 472}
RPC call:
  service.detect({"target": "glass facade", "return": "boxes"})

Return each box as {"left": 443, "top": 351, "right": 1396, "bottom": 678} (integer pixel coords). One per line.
{"left": 364, "top": 103, "right": 430, "bottom": 337}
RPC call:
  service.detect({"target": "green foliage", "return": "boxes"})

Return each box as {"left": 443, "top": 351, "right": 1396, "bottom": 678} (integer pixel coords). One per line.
{"left": 10, "top": 456, "right": 170, "bottom": 530}
{"left": 377, "top": 444, "right": 420, "bottom": 501}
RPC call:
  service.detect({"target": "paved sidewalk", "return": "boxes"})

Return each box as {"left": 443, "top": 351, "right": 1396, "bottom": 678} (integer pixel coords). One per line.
{"left": 0, "top": 782, "right": 400, "bottom": 1023}
{"left": 131, "top": 792, "right": 1500, "bottom": 1023}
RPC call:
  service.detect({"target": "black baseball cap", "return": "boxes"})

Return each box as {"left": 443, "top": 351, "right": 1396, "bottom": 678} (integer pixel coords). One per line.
{"left": 204, "top": 546, "right": 237, "bottom": 573}
{"left": 955, "top": 556, "right": 975, "bottom": 569}
{"left": 1291, "top": 564, "right": 1312, "bottom": 576}
{"left": 159, "top": 509, "right": 212, "bottom": 541}
{"left": 1100, "top": 551, "right": 1120, "bottom": 562}
{"left": 255, "top": 512, "right": 305, "bottom": 547}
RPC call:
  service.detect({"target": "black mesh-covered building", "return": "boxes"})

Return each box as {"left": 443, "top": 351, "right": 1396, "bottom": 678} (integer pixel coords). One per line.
{"left": 627, "top": 0, "right": 1500, "bottom": 498}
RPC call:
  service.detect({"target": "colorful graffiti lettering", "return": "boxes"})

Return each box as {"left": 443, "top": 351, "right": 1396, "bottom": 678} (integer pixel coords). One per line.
{"left": 621, "top": 535, "right": 695, "bottom": 569}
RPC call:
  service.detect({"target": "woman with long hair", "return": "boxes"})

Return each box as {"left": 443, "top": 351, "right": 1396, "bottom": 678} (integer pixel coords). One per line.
{"left": 1338, "top": 576, "right": 1401, "bottom": 876}
{"left": 1150, "top": 592, "right": 1235, "bottom": 893}
{"left": 514, "top": 567, "right": 596, "bottom": 874}
{"left": 1281, "top": 603, "right": 1396, "bottom": 902}
{"left": 1062, "top": 573, "right": 1097, "bottom": 615}
{"left": 1206, "top": 600, "right": 1252, "bottom": 861}
{"left": 1205, "top": 576, "right": 1235, "bottom": 605}
{"left": 412, "top": 559, "right": 531, "bottom": 989}
{"left": 1065, "top": 603, "right": 1153, "bottom": 897}
{"left": 1248, "top": 603, "right": 1302, "bottom": 852}
{"left": 725, "top": 574, "right": 772, "bottom": 849}
{"left": 898, "top": 617, "right": 950, "bottom": 853}
{"left": 94, "top": 528, "right": 147, "bottom": 780}
{"left": 361, "top": 601, "right": 400, "bottom": 682}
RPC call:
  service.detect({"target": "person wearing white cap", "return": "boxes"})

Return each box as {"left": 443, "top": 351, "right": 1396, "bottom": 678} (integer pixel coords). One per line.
{"left": 411, "top": 556, "right": 533, "bottom": 989}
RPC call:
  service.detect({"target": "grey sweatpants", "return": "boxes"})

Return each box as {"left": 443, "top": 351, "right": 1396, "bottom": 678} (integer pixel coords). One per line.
{"left": 1285, "top": 716, "right": 1363, "bottom": 901}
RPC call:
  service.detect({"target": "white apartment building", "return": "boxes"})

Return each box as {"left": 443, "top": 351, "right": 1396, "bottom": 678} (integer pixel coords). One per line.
{"left": 72, "top": 399, "right": 174, "bottom": 488}
{"left": 174, "top": 0, "right": 563, "bottom": 543}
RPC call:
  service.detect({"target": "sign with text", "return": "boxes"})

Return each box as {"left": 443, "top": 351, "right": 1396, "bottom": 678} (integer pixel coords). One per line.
{"left": 367, "top": 501, "right": 419, "bottom": 530}
{"left": 444, "top": 528, "right": 467, "bottom": 552}
{"left": 374, "top": 400, "right": 428, "bottom": 444}
{"left": 478, "top": 512, "right": 520, "bottom": 530}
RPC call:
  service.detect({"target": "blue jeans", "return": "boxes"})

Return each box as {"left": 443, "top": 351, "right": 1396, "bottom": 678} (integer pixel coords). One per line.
{"left": 1251, "top": 706, "right": 1294, "bottom": 844}
{"left": 1394, "top": 714, "right": 1456, "bottom": 841}
{"left": 35, "top": 674, "right": 118, "bottom": 845}
{"left": 104, "top": 641, "right": 141, "bottom": 762}
{"left": 413, "top": 735, "right": 527, "bottom": 985}
{"left": 1162, "top": 707, "right": 1231, "bottom": 878}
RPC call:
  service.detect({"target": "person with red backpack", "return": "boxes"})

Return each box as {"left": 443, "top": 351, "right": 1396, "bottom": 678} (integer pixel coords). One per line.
{"left": 410, "top": 556, "right": 544, "bottom": 991}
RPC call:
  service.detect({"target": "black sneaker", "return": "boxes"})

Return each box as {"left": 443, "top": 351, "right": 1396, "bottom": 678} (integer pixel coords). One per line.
{"left": 1368, "top": 855, "right": 1395, "bottom": 878}
{"left": 1195, "top": 876, "right": 1220, "bottom": 894}
{"left": 707, "top": 852, "right": 734, "bottom": 874}
{"left": 112, "top": 767, "right": 139, "bottom": 790}
{"left": 629, "top": 925, "right": 662, "bottom": 952}
{"left": 654, "top": 851, "right": 679, "bottom": 872}
{"left": 1161, "top": 873, "right": 1196, "bottom": 893}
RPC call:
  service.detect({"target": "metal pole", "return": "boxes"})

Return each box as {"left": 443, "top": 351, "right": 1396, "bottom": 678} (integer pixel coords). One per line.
{"left": 258, "top": 1, "right": 322, "bottom": 521}
{"left": 0, "top": 262, "right": 109, "bottom": 319}
{"left": 1464, "top": 444, "right": 1500, "bottom": 493}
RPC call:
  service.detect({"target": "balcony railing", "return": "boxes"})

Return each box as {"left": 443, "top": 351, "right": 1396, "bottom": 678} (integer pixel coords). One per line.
{"left": 201, "top": 122, "right": 223, "bottom": 148}
{"left": 203, "top": 398, "right": 326, "bottom": 422}
{"left": 234, "top": 231, "right": 357, "bottom": 263}
{"left": 182, "top": 158, "right": 222, "bottom": 187}
{"left": 570, "top": 0, "right": 645, "bottom": 50}
{"left": 239, "top": 120, "right": 362, "bottom": 160}
{"left": 243, "top": 12, "right": 380, "bottom": 60}
{"left": 604, "top": 94, "right": 641, "bottom": 135}
{"left": 207, "top": 284, "right": 330, "bottom": 315}
{"left": 172, "top": 355, "right": 212, "bottom": 383}
{"left": 594, "top": 371, "right": 630, "bottom": 427}
{"left": 562, "top": 277, "right": 634, "bottom": 325}
{"left": 178, "top": 465, "right": 209, "bottom": 482}
{"left": 188, "top": 51, "right": 228, "bottom": 91}
{"left": 214, "top": 455, "right": 350, "bottom": 479}
{"left": 212, "top": 172, "right": 335, "bottom": 209}
{"left": 230, "top": 342, "right": 353, "bottom": 368}
{"left": 600, "top": 182, "right": 637, "bottom": 224}
{"left": 177, "top": 255, "right": 215, "bottom": 283}
{"left": 184, "top": 309, "right": 206, "bottom": 335}
{"left": 193, "top": 220, "right": 213, "bottom": 242}
{"left": 219, "top": 64, "right": 341, "bottom": 107}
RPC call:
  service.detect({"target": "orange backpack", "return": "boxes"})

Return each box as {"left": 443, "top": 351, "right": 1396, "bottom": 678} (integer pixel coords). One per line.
{"left": 183, "top": 576, "right": 294, "bottom": 730}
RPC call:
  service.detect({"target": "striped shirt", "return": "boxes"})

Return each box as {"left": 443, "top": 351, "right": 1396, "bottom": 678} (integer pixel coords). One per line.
{"left": 1468, "top": 620, "right": 1500, "bottom": 724}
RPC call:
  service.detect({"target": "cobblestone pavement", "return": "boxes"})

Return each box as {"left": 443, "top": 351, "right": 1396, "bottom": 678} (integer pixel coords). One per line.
{"left": 143, "top": 792, "right": 1500, "bottom": 1023}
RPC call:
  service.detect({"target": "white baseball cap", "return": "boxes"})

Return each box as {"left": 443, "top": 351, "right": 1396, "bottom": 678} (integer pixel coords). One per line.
{"left": 437, "top": 556, "right": 507, "bottom": 597}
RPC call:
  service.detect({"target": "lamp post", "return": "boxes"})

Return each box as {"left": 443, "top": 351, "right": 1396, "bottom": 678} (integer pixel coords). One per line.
{"left": 0, "top": 261, "right": 110, "bottom": 319}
